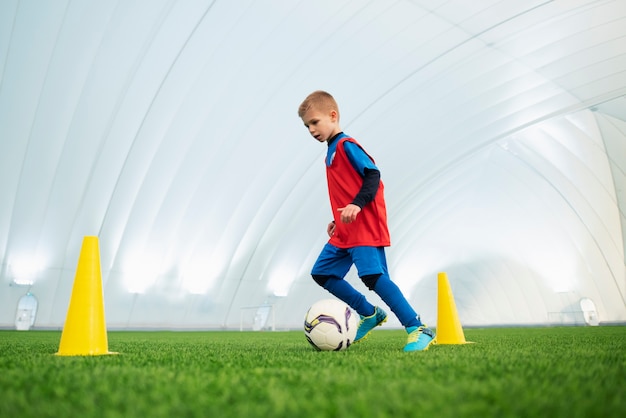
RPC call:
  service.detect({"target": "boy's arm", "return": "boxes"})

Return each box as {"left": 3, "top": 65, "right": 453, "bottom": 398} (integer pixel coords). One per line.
{"left": 338, "top": 168, "right": 380, "bottom": 223}
{"left": 342, "top": 141, "right": 381, "bottom": 208}
{"left": 351, "top": 168, "right": 380, "bottom": 208}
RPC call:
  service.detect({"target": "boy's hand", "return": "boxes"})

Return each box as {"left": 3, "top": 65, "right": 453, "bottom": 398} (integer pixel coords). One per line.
{"left": 337, "top": 204, "right": 361, "bottom": 223}
{"left": 327, "top": 221, "right": 336, "bottom": 237}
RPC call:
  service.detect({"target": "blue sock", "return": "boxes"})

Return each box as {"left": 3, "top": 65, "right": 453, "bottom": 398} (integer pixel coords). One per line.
{"left": 323, "top": 278, "right": 375, "bottom": 317}
{"left": 373, "top": 274, "right": 422, "bottom": 328}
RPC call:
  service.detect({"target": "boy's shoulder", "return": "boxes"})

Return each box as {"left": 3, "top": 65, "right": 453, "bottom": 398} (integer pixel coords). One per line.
{"left": 337, "top": 134, "right": 361, "bottom": 147}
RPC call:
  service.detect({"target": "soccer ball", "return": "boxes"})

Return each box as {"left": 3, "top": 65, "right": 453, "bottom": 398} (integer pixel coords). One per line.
{"left": 304, "top": 299, "right": 358, "bottom": 351}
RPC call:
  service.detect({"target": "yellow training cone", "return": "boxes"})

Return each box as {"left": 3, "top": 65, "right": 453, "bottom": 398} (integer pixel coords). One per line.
{"left": 56, "top": 236, "right": 116, "bottom": 356}
{"left": 436, "top": 272, "right": 470, "bottom": 344}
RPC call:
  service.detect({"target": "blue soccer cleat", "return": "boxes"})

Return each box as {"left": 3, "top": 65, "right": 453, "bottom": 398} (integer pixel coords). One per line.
{"left": 403, "top": 325, "right": 436, "bottom": 352}
{"left": 354, "top": 306, "right": 388, "bottom": 343}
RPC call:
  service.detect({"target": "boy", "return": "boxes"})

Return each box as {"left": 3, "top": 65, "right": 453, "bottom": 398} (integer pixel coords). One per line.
{"left": 297, "top": 90, "right": 435, "bottom": 352}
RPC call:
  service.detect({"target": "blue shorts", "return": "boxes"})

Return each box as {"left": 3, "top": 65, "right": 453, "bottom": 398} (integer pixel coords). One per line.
{"left": 311, "top": 243, "right": 388, "bottom": 278}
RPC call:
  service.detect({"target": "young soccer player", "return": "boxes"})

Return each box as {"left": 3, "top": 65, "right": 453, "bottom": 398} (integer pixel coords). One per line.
{"left": 297, "top": 90, "right": 436, "bottom": 352}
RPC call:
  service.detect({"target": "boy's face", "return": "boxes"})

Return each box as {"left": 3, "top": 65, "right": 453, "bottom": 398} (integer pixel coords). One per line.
{"left": 301, "top": 107, "right": 340, "bottom": 143}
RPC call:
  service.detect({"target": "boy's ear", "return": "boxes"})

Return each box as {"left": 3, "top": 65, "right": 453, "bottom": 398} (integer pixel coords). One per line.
{"left": 330, "top": 110, "right": 338, "bottom": 121}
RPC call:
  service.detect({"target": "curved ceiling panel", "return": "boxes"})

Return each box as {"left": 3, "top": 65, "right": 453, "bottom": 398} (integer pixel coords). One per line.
{"left": 1, "top": 0, "right": 625, "bottom": 329}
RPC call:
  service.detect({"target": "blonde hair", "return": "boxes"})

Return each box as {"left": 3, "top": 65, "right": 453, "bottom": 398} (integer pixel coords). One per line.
{"left": 298, "top": 90, "right": 340, "bottom": 119}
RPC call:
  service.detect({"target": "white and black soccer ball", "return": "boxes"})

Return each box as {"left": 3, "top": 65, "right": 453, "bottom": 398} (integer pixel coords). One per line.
{"left": 304, "top": 299, "right": 358, "bottom": 351}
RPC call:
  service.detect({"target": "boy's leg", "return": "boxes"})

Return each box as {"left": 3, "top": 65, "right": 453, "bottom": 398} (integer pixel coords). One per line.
{"left": 372, "top": 272, "right": 436, "bottom": 351}
{"left": 352, "top": 247, "right": 436, "bottom": 351}
{"left": 351, "top": 247, "right": 421, "bottom": 328}
{"left": 318, "top": 277, "right": 375, "bottom": 317}
{"left": 371, "top": 274, "right": 421, "bottom": 328}
{"left": 311, "top": 243, "right": 376, "bottom": 317}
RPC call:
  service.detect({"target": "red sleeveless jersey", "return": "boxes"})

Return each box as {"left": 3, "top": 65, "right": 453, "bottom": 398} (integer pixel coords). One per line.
{"left": 326, "top": 137, "right": 391, "bottom": 248}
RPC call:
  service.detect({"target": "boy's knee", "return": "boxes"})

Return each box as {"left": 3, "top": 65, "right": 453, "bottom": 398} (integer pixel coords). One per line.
{"left": 361, "top": 273, "right": 381, "bottom": 290}
{"left": 312, "top": 274, "right": 331, "bottom": 287}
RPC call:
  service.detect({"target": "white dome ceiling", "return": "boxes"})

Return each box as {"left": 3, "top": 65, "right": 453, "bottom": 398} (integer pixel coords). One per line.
{"left": 1, "top": 0, "right": 625, "bottom": 329}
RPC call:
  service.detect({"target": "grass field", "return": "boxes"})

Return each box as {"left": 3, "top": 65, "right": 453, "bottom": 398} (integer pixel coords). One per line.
{"left": 0, "top": 326, "right": 624, "bottom": 418}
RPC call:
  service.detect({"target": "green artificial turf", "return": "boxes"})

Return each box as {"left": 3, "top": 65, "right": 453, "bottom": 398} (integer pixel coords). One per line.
{"left": 0, "top": 326, "right": 624, "bottom": 418}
